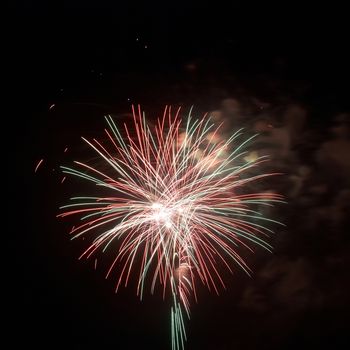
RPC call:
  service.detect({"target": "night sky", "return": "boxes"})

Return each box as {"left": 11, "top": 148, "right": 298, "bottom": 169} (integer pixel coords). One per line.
{"left": 9, "top": 2, "right": 349, "bottom": 349}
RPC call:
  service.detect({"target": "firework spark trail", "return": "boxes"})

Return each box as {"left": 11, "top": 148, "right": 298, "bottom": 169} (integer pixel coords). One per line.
{"left": 35, "top": 158, "right": 44, "bottom": 173}
{"left": 58, "top": 105, "right": 283, "bottom": 350}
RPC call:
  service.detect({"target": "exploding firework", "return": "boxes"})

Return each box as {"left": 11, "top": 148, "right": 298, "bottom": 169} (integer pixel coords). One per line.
{"left": 58, "top": 105, "right": 283, "bottom": 350}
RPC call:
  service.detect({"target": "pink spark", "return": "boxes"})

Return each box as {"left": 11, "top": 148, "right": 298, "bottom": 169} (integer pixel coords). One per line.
{"left": 35, "top": 159, "right": 44, "bottom": 173}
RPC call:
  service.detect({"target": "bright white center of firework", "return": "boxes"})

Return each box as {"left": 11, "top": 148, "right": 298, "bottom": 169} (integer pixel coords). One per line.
{"left": 150, "top": 202, "right": 189, "bottom": 229}
{"left": 151, "top": 202, "right": 173, "bottom": 227}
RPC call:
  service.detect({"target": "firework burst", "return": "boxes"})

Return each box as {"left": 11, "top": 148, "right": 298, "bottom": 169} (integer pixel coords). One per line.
{"left": 58, "top": 105, "right": 283, "bottom": 350}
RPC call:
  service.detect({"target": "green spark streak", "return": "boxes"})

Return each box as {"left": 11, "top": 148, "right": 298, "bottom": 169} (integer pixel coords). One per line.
{"left": 171, "top": 296, "right": 187, "bottom": 350}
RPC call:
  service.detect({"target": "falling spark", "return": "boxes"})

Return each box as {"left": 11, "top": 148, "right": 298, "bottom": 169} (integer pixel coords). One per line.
{"left": 35, "top": 159, "right": 44, "bottom": 173}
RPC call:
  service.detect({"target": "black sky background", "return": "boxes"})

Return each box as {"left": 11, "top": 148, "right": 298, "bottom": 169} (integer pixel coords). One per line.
{"left": 8, "top": 1, "right": 349, "bottom": 349}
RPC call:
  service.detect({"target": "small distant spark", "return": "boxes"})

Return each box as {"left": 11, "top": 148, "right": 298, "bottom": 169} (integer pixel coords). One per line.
{"left": 35, "top": 159, "right": 44, "bottom": 173}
